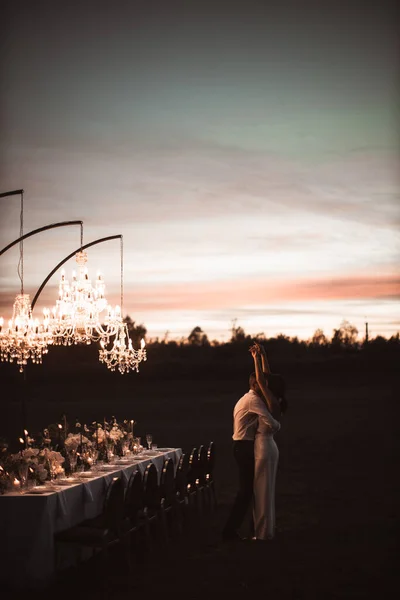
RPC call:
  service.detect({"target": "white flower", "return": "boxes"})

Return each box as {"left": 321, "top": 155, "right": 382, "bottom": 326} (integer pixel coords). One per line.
{"left": 109, "top": 426, "right": 124, "bottom": 442}
{"left": 65, "top": 433, "right": 92, "bottom": 450}
{"left": 22, "top": 448, "right": 39, "bottom": 459}
{"left": 37, "top": 464, "right": 48, "bottom": 482}
{"left": 93, "top": 427, "right": 108, "bottom": 443}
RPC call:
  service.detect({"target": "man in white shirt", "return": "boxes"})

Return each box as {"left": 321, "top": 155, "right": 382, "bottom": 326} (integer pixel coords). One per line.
{"left": 222, "top": 371, "right": 281, "bottom": 541}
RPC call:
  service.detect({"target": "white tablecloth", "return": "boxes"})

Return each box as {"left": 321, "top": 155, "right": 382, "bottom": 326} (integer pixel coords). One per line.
{"left": 0, "top": 448, "right": 182, "bottom": 590}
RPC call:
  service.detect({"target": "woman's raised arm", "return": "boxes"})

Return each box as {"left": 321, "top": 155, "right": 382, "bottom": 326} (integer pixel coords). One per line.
{"left": 250, "top": 347, "right": 281, "bottom": 420}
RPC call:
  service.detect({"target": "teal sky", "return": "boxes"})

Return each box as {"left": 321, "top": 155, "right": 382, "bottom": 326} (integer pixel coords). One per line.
{"left": 1, "top": 0, "right": 399, "bottom": 341}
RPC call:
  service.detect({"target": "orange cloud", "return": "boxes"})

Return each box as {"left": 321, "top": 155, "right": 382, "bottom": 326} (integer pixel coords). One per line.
{"left": 123, "top": 273, "right": 400, "bottom": 312}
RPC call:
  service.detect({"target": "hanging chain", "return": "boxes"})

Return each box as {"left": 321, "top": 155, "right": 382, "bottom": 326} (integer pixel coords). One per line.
{"left": 80, "top": 222, "right": 83, "bottom": 249}
{"left": 120, "top": 236, "right": 124, "bottom": 317}
{"left": 17, "top": 190, "right": 24, "bottom": 294}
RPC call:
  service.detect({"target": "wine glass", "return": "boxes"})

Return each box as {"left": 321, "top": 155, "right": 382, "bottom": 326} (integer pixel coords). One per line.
{"left": 68, "top": 449, "right": 78, "bottom": 474}
{"left": 18, "top": 463, "right": 29, "bottom": 491}
{"left": 146, "top": 434, "right": 153, "bottom": 450}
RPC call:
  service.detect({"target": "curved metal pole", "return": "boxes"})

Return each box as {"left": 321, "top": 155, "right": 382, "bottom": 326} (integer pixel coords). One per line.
{"left": 0, "top": 221, "right": 83, "bottom": 256}
{"left": 31, "top": 235, "right": 123, "bottom": 310}
{"left": 0, "top": 189, "right": 24, "bottom": 198}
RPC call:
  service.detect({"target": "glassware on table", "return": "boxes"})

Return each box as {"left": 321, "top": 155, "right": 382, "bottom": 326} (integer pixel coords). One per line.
{"left": 90, "top": 448, "right": 99, "bottom": 471}
{"left": 68, "top": 449, "right": 78, "bottom": 473}
{"left": 18, "top": 463, "right": 29, "bottom": 490}
{"left": 48, "top": 459, "right": 60, "bottom": 484}
{"left": 132, "top": 437, "right": 141, "bottom": 454}
{"left": 146, "top": 434, "right": 153, "bottom": 450}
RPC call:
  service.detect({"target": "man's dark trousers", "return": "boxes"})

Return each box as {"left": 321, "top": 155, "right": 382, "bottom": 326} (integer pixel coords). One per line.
{"left": 223, "top": 440, "right": 254, "bottom": 538}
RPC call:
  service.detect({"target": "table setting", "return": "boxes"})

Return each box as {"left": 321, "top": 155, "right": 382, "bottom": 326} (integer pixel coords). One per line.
{"left": 0, "top": 415, "right": 182, "bottom": 590}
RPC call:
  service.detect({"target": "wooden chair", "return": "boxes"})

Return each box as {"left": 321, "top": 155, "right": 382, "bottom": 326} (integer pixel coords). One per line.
{"left": 205, "top": 441, "right": 217, "bottom": 510}
{"left": 123, "top": 469, "right": 146, "bottom": 557}
{"left": 196, "top": 444, "right": 208, "bottom": 512}
{"left": 174, "top": 453, "right": 190, "bottom": 532}
{"left": 186, "top": 447, "right": 200, "bottom": 515}
{"left": 55, "top": 476, "right": 129, "bottom": 572}
{"left": 159, "top": 458, "right": 177, "bottom": 543}
{"left": 142, "top": 462, "right": 162, "bottom": 552}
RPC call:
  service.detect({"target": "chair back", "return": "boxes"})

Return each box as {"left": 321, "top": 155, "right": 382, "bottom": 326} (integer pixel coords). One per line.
{"left": 187, "top": 447, "right": 199, "bottom": 492}
{"left": 160, "top": 458, "right": 175, "bottom": 507}
{"left": 197, "top": 445, "right": 208, "bottom": 486}
{"left": 124, "top": 469, "right": 144, "bottom": 522}
{"left": 206, "top": 441, "right": 216, "bottom": 482}
{"left": 175, "top": 453, "right": 189, "bottom": 499}
{"left": 143, "top": 462, "right": 160, "bottom": 510}
{"left": 103, "top": 476, "right": 125, "bottom": 535}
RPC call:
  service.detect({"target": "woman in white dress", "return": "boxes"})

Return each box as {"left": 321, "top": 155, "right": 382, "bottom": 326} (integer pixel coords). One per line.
{"left": 250, "top": 344, "right": 285, "bottom": 540}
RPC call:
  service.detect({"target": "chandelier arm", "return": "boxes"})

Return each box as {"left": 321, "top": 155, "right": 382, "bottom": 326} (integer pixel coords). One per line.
{"left": 0, "top": 221, "right": 84, "bottom": 256}
{"left": 31, "top": 234, "right": 122, "bottom": 311}
{"left": 0, "top": 189, "right": 24, "bottom": 198}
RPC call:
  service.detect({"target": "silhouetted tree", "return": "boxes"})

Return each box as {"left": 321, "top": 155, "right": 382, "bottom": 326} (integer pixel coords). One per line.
{"left": 188, "top": 326, "right": 209, "bottom": 346}
{"left": 230, "top": 319, "right": 247, "bottom": 343}
{"left": 331, "top": 320, "right": 358, "bottom": 348}
{"left": 124, "top": 315, "right": 147, "bottom": 347}
{"left": 311, "top": 328, "right": 328, "bottom": 347}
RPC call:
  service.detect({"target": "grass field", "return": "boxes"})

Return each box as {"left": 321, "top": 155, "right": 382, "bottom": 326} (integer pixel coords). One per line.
{"left": 1, "top": 350, "right": 398, "bottom": 598}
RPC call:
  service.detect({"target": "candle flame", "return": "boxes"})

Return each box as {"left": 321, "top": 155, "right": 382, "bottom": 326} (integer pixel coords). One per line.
{"left": 58, "top": 423, "right": 62, "bottom": 429}
{"left": 24, "top": 429, "right": 28, "bottom": 436}
{"left": 19, "top": 437, "right": 24, "bottom": 444}
{"left": 140, "top": 338, "right": 146, "bottom": 349}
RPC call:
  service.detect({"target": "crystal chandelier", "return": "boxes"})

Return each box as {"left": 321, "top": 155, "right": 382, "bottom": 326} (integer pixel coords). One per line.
{"left": 97, "top": 236, "right": 147, "bottom": 374}
{"left": 99, "top": 325, "right": 146, "bottom": 374}
{"left": 0, "top": 191, "right": 53, "bottom": 371}
{"left": 0, "top": 294, "right": 52, "bottom": 372}
{"left": 47, "top": 250, "right": 122, "bottom": 346}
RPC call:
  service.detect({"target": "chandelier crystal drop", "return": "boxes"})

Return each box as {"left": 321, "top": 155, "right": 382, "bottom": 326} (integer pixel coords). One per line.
{"left": 0, "top": 294, "right": 52, "bottom": 372}
{"left": 99, "top": 323, "right": 146, "bottom": 374}
{"left": 47, "top": 250, "right": 122, "bottom": 346}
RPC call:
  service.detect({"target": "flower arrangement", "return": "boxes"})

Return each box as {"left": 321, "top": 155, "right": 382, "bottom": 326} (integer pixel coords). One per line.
{"left": 64, "top": 433, "right": 92, "bottom": 451}
{"left": 0, "top": 414, "right": 138, "bottom": 490}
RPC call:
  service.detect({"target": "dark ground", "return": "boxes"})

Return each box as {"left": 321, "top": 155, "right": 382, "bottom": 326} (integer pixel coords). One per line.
{"left": 2, "top": 348, "right": 399, "bottom": 599}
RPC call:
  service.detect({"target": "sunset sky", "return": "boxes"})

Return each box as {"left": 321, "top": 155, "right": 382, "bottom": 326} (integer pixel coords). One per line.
{"left": 1, "top": 0, "right": 399, "bottom": 342}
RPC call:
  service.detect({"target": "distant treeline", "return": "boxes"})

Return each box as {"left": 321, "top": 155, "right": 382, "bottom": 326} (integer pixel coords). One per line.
{"left": 1, "top": 318, "right": 398, "bottom": 386}
{"left": 126, "top": 316, "right": 400, "bottom": 356}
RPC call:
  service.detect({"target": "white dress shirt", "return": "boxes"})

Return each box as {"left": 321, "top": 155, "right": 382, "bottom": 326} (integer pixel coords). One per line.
{"left": 232, "top": 389, "right": 281, "bottom": 441}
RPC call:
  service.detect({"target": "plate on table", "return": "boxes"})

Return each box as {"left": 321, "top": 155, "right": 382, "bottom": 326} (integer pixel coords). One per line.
{"left": 142, "top": 450, "right": 160, "bottom": 456}
{"left": 155, "top": 448, "right": 173, "bottom": 452}
{"left": 56, "top": 478, "right": 82, "bottom": 485}
{"left": 97, "top": 465, "right": 119, "bottom": 471}
{"left": 76, "top": 472, "right": 95, "bottom": 478}
{"left": 27, "top": 487, "right": 52, "bottom": 494}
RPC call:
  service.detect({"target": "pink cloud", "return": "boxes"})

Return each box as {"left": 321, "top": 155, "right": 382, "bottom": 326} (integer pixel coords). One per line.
{"left": 123, "top": 273, "right": 400, "bottom": 312}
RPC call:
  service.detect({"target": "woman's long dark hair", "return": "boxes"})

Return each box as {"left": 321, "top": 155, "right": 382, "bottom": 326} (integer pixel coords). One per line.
{"left": 266, "top": 373, "right": 288, "bottom": 414}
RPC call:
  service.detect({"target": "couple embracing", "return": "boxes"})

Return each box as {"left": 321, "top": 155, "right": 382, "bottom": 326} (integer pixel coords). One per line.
{"left": 222, "top": 343, "right": 287, "bottom": 542}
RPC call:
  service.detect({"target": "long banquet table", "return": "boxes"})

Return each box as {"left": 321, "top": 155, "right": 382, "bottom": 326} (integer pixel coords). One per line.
{"left": 0, "top": 447, "right": 182, "bottom": 590}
